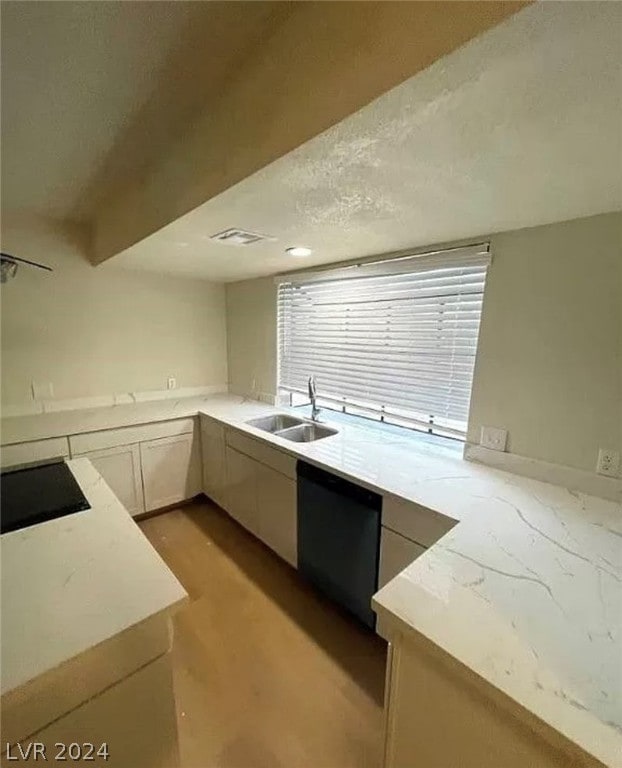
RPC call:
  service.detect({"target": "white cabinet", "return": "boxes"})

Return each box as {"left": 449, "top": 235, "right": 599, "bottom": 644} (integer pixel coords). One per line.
{"left": 225, "top": 446, "right": 261, "bottom": 538}
{"left": 256, "top": 463, "right": 297, "bottom": 567}
{"left": 200, "top": 416, "right": 226, "bottom": 507}
{"left": 383, "top": 634, "right": 579, "bottom": 768}
{"left": 72, "top": 417, "right": 200, "bottom": 514}
{"left": 377, "top": 527, "right": 426, "bottom": 640}
{"left": 69, "top": 418, "right": 195, "bottom": 455}
{"left": 223, "top": 437, "right": 297, "bottom": 567}
{"left": 1, "top": 437, "right": 69, "bottom": 469}
{"left": 140, "top": 432, "right": 201, "bottom": 512}
{"left": 379, "top": 527, "right": 426, "bottom": 589}
{"left": 16, "top": 654, "right": 180, "bottom": 768}
{"left": 382, "top": 494, "right": 456, "bottom": 548}
{"left": 75, "top": 444, "right": 144, "bottom": 517}
{"left": 3, "top": 417, "right": 200, "bottom": 517}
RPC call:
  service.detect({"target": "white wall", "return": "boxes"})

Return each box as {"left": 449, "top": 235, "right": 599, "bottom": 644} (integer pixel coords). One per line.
{"left": 1, "top": 215, "right": 227, "bottom": 409}
{"left": 225, "top": 212, "right": 622, "bottom": 474}
{"left": 468, "top": 212, "right": 621, "bottom": 473}
{"left": 225, "top": 276, "right": 277, "bottom": 403}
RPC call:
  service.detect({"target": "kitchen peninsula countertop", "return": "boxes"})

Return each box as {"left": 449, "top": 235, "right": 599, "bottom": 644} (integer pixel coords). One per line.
{"left": 1, "top": 394, "right": 620, "bottom": 765}
{"left": 1, "top": 459, "right": 187, "bottom": 700}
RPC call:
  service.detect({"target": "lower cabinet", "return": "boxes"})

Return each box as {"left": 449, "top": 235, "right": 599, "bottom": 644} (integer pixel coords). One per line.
{"left": 4, "top": 654, "right": 180, "bottom": 768}
{"left": 256, "top": 463, "right": 297, "bottom": 567}
{"left": 140, "top": 432, "right": 201, "bottom": 512}
{"left": 75, "top": 444, "right": 145, "bottom": 517}
{"left": 225, "top": 446, "right": 262, "bottom": 538}
{"left": 224, "top": 442, "right": 297, "bottom": 567}
{"left": 378, "top": 527, "right": 426, "bottom": 589}
{"left": 383, "top": 633, "right": 581, "bottom": 768}
{"left": 377, "top": 526, "right": 426, "bottom": 639}
{"left": 200, "top": 416, "right": 227, "bottom": 508}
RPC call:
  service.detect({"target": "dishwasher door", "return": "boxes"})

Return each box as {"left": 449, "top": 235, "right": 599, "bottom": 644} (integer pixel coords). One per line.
{"left": 297, "top": 460, "right": 382, "bottom": 628}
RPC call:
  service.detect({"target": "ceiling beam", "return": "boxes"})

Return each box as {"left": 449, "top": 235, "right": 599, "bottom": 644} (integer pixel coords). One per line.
{"left": 90, "top": 1, "right": 529, "bottom": 265}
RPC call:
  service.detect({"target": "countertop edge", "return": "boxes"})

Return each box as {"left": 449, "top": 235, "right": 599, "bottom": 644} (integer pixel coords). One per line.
{"left": 373, "top": 598, "right": 612, "bottom": 768}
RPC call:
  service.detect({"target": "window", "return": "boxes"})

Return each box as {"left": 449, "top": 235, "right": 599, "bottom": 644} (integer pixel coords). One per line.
{"left": 277, "top": 244, "right": 490, "bottom": 440}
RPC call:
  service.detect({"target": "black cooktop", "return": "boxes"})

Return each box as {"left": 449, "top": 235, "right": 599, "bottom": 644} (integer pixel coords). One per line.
{"left": 1, "top": 459, "right": 91, "bottom": 534}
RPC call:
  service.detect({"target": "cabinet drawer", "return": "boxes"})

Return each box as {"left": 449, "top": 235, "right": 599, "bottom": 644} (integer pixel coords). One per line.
{"left": 382, "top": 495, "right": 456, "bottom": 549}
{"left": 0, "top": 437, "right": 69, "bottom": 469}
{"left": 226, "top": 428, "right": 296, "bottom": 479}
{"left": 69, "top": 418, "right": 195, "bottom": 454}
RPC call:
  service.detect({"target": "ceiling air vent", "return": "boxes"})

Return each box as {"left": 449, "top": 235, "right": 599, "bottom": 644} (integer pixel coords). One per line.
{"left": 210, "top": 228, "right": 274, "bottom": 246}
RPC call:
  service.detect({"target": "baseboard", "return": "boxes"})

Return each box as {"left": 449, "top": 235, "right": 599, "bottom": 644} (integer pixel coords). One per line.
{"left": 464, "top": 443, "right": 621, "bottom": 502}
{"left": 133, "top": 494, "right": 204, "bottom": 522}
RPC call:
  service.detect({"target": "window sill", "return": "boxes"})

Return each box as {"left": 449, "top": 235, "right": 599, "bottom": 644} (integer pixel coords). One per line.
{"left": 292, "top": 405, "right": 463, "bottom": 454}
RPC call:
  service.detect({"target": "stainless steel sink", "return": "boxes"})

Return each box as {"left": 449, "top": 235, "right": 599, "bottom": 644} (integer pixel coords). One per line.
{"left": 276, "top": 423, "right": 338, "bottom": 443}
{"left": 246, "top": 414, "right": 305, "bottom": 433}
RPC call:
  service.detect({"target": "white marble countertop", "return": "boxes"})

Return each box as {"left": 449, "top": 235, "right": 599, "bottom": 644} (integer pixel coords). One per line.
{"left": 0, "top": 458, "right": 187, "bottom": 698}
{"left": 373, "top": 482, "right": 621, "bottom": 767}
{"left": 193, "top": 398, "right": 622, "bottom": 767}
{"left": 2, "top": 395, "right": 620, "bottom": 764}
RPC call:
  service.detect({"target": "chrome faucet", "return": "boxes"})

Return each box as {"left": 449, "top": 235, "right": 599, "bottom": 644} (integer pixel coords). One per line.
{"left": 308, "top": 376, "right": 321, "bottom": 422}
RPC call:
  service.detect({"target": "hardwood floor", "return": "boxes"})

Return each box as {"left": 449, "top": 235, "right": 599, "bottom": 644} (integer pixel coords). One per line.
{"left": 140, "top": 500, "right": 387, "bottom": 768}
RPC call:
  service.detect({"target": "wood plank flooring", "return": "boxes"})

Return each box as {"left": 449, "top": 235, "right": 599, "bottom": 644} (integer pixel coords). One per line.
{"left": 140, "top": 501, "right": 387, "bottom": 768}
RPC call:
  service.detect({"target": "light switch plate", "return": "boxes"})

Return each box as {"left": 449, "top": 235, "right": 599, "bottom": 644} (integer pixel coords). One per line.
{"left": 480, "top": 426, "right": 508, "bottom": 452}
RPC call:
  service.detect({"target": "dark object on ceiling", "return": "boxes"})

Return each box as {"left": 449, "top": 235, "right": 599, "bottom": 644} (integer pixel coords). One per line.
{"left": 0, "top": 251, "right": 53, "bottom": 283}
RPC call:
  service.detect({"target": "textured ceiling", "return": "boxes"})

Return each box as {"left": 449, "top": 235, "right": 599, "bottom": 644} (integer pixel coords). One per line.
{"left": 0, "top": 1, "right": 286, "bottom": 219}
{"left": 108, "top": 2, "right": 622, "bottom": 283}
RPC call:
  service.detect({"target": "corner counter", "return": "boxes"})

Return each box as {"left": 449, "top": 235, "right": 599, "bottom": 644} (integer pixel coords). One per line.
{"left": 1, "top": 458, "right": 187, "bottom": 767}
{"left": 1, "top": 395, "right": 620, "bottom": 767}
{"left": 374, "top": 484, "right": 621, "bottom": 768}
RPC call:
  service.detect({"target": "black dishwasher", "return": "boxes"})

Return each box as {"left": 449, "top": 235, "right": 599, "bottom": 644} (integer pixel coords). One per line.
{"left": 297, "top": 460, "right": 382, "bottom": 629}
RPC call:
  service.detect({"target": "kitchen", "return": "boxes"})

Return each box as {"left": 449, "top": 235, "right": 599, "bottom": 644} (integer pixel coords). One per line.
{"left": 1, "top": 2, "right": 621, "bottom": 768}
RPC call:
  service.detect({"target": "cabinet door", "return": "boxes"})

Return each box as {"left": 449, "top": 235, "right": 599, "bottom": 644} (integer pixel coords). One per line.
{"left": 256, "top": 463, "right": 297, "bottom": 567}
{"left": 75, "top": 444, "right": 144, "bottom": 517}
{"left": 378, "top": 527, "right": 426, "bottom": 589}
{"left": 224, "top": 446, "right": 260, "bottom": 537}
{"left": 200, "top": 418, "right": 226, "bottom": 507}
{"left": 140, "top": 432, "right": 200, "bottom": 512}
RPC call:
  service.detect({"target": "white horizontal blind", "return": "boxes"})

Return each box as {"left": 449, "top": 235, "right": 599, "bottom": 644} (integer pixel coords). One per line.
{"left": 277, "top": 247, "right": 489, "bottom": 439}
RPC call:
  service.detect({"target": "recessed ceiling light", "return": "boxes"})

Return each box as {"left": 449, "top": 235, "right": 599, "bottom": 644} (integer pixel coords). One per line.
{"left": 286, "top": 246, "right": 312, "bottom": 257}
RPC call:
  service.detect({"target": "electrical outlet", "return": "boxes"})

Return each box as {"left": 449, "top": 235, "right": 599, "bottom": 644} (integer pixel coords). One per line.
{"left": 480, "top": 426, "right": 508, "bottom": 452}
{"left": 167, "top": 377, "right": 177, "bottom": 391}
{"left": 31, "top": 381, "right": 54, "bottom": 400}
{"left": 596, "top": 448, "right": 620, "bottom": 478}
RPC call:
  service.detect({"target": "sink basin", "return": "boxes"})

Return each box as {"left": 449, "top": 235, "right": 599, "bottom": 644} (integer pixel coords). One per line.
{"left": 246, "top": 414, "right": 305, "bottom": 433}
{"left": 276, "top": 423, "right": 338, "bottom": 443}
